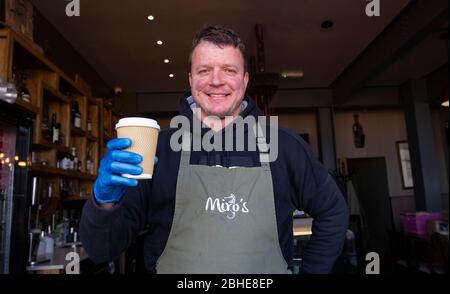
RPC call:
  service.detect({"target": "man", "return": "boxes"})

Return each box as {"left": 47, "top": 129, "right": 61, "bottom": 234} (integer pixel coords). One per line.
{"left": 80, "top": 26, "right": 348, "bottom": 274}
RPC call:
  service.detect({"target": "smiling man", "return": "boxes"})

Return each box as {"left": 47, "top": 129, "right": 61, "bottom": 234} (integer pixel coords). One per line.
{"left": 189, "top": 34, "right": 249, "bottom": 129}
{"left": 80, "top": 26, "right": 349, "bottom": 274}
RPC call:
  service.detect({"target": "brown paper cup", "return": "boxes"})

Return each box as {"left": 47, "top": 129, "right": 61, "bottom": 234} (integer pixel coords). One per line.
{"left": 115, "top": 117, "right": 160, "bottom": 179}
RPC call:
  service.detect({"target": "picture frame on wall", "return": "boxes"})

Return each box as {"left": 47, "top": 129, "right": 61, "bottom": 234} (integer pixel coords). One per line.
{"left": 396, "top": 141, "right": 414, "bottom": 189}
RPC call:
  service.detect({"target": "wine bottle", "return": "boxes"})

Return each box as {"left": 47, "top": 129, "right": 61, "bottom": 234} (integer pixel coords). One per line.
{"left": 51, "top": 113, "right": 59, "bottom": 144}
{"left": 72, "top": 100, "right": 81, "bottom": 128}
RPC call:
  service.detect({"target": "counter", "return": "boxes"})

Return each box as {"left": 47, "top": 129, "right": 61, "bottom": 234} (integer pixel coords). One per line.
{"left": 26, "top": 245, "right": 88, "bottom": 274}
{"left": 293, "top": 217, "right": 313, "bottom": 237}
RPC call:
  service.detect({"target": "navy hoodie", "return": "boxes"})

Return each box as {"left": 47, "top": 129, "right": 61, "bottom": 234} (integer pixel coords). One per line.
{"left": 80, "top": 94, "right": 349, "bottom": 274}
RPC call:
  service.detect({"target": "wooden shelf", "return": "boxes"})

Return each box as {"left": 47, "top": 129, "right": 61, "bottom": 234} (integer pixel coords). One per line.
{"left": 87, "top": 95, "right": 97, "bottom": 105}
{"left": 1, "top": 28, "right": 103, "bottom": 229}
{"left": 87, "top": 134, "right": 98, "bottom": 142}
{"left": 71, "top": 126, "right": 86, "bottom": 137}
{"left": 104, "top": 101, "right": 113, "bottom": 109}
{"left": 42, "top": 82, "right": 69, "bottom": 104}
{"left": 14, "top": 98, "right": 40, "bottom": 114}
{"left": 64, "top": 195, "right": 88, "bottom": 202}
{"left": 33, "top": 140, "right": 70, "bottom": 154}
{"left": 30, "top": 165, "right": 96, "bottom": 180}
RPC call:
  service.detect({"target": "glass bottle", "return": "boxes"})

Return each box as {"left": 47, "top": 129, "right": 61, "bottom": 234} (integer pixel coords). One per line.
{"left": 41, "top": 110, "right": 51, "bottom": 141}
{"left": 72, "top": 100, "right": 81, "bottom": 128}
{"left": 51, "top": 113, "right": 59, "bottom": 144}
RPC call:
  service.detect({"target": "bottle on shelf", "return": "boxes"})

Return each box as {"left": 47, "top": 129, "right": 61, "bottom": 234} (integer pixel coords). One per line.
{"left": 58, "top": 124, "right": 65, "bottom": 146}
{"left": 41, "top": 111, "right": 52, "bottom": 142}
{"left": 87, "top": 117, "right": 92, "bottom": 134}
{"left": 71, "top": 147, "right": 78, "bottom": 171}
{"left": 72, "top": 99, "right": 81, "bottom": 129}
{"left": 36, "top": 231, "right": 47, "bottom": 258}
{"left": 60, "top": 179, "right": 69, "bottom": 199}
{"left": 51, "top": 113, "right": 59, "bottom": 144}
{"left": 44, "top": 225, "right": 55, "bottom": 255}
{"left": 86, "top": 147, "right": 93, "bottom": 175}
{"left": 57, "top": 151, "right": 73, "bottom": 170}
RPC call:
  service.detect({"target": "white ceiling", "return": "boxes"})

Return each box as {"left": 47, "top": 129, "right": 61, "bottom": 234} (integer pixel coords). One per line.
{"left": 30, "top": 0, "right": 447, "bottom": 94}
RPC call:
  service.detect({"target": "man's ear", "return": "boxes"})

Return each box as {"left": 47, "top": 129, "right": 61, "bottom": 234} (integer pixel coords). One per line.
{"left": 244, "top": 72, "right": 249, "bottom": 89}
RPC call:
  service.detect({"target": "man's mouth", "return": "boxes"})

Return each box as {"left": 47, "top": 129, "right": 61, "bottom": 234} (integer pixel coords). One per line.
{"left": 207, "top": 93, "right": 230, "bottom": 98}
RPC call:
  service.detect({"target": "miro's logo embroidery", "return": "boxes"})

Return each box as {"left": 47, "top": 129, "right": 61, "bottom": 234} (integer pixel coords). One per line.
{"left": 205, "top": 194, "right": 249, "bottom": 220}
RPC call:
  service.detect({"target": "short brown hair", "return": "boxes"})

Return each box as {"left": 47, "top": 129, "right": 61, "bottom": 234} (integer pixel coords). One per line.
{"left": 189, "top": 25, "right": 247, "bottom": 72}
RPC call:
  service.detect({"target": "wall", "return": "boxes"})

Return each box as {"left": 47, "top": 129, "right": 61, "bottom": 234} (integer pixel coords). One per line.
{"left": 334, "top": 108, "right": 449, "bottom": 230}
{"left": 137, "top": 92, "right": 183, "bottom": 113}
{"left": 113, "top": 92, "right": 137, "bottom": 116}
{"left": 277, "top": 112, "right": 319, "bottom": 157}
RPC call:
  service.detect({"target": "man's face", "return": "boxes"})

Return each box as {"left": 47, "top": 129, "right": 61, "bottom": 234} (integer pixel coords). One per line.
{"left": 189, "top": 41, "right": 249, "bottom": 119}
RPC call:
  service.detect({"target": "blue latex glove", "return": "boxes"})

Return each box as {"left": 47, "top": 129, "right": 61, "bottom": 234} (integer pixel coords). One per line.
{"left": 93, "top": 138, "right": 155, "bottom": 203}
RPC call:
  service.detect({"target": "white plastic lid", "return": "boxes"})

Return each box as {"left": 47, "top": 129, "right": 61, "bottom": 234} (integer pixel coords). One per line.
{"left": 115, "top": 117, "right": 160, "bottom": 130}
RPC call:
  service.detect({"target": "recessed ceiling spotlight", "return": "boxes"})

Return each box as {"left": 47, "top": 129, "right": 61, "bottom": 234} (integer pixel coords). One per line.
{"left": 164, "top": 59, "right": 170, "bottom": 63}
{"left": 281, "top": 70, "right": 304, "bottom": 79}
{"left": 321, "top": 20, "right": 334, "bottom": 29}
{"left": 156, "top": 40, "right": 163, "bottom": 45}
{"left": 147, "top": 15, "right": 155, "bottom": 21}
{"left": 169, "top": 74, "right": 174, "bottom": 78}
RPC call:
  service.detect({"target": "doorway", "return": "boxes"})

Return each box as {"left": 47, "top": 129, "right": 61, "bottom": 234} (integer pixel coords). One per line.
{"left": 347, "top": 157, "right": 393, "bottom": 267}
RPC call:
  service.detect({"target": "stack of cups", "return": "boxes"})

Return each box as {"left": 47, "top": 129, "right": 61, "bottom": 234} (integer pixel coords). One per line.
{"left": 115, "top": 117, "right": 160, "bottom": 179}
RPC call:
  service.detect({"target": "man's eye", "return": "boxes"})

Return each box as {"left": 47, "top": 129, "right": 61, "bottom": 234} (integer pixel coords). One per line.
{"left": 225, "top": 68, "right": 237, "bottom": 74}
{"left": 198, "top": 69, "right": 209, "bottom": 74}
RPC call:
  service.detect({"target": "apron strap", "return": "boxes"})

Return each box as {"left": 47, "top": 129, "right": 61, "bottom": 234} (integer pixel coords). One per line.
{"left": 180, "top": 131, "right": 192, "bottom": 168}
{"left": 180, "top": 122, "right": 271, "bottom": 167}
{"left": 252, "top": 122, "right": 271, "bottom": 167}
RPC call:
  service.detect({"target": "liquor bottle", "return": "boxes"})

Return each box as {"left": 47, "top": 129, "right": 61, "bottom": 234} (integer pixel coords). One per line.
{"left": 87, "top": 117, "right": 92, "bottom": 134}
{"left": 58, "top": 125, "right": 65, "bottom": 146}
{"left": 51, "top": 113, "right": 59, "bottom": 144}
{"left": 71, "top": 147, "right": 78, "bottom": 171}
{"left": 86, "top": 147, "right": 93, "bottom": 175}
{"left": 41, "top": 111, "right": 52, "bottom": 141}
{"left": 72, "top": 100, "right": 81, "bottom": 128}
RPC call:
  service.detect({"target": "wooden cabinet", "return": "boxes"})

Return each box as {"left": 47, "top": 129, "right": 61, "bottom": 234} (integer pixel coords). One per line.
{"left": 0, "top": 28, "right": 114, "bottom": 224}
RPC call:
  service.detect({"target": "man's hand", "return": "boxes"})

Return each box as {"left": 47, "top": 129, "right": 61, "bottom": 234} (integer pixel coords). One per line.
{"left": 93, "top": 138, "right": 143, "bottom": 204}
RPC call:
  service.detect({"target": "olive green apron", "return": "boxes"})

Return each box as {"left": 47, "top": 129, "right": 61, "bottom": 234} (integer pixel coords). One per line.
{"left": 156, "top": 125, "right": 287, "bottom": 274}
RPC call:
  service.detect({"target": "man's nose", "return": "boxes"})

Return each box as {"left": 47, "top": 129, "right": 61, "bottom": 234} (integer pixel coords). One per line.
{"left": 210, "top": 69, "right": 224, "bottom": 86}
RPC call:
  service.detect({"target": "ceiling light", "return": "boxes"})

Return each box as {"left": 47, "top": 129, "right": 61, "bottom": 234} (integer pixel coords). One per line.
{"left": 169, "top": 74, "right": 174, "bottom": 78}
{"left": 147, "top": 15, "right": 155, "bottom": 21}
{"left": 164, "top": 59, "right": 170, "bottom": 64}
{"left": 156, "top": 40, "right": 163, "bottom": 45}
{"left": 442, "top": 100, "right": 449, "bottom": 107}
{"left": 281, "top": 70, "right": 304, "bottom": 79}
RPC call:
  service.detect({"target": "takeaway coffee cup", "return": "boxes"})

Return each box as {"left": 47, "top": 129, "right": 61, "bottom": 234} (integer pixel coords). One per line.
{"left": 115, "top": 117, "right": 160, "bottom": 179}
